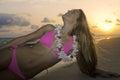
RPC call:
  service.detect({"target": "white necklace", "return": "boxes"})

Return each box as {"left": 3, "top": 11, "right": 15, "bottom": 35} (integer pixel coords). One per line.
{"left": 55, "top": 24, "right": 78, "bottom": 62}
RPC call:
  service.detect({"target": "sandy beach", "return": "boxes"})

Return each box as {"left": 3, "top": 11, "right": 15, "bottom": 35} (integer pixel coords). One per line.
{"left": 32, "top": 37, "right": 120, "bottom": 80}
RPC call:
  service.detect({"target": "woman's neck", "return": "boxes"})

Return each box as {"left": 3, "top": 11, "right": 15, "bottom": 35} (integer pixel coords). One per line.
{"left": 62, "top": 23, "right": 74, "bottom": 36}
{"left": 61, "top": 23, "right": 74, "bottom": 43}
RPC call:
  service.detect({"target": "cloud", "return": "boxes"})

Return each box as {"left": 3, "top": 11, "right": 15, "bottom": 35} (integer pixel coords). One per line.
{"left": 116, "top": 18, "right": 120, "bottom": 22}
{"left": 92, "top": 25, "right": 98, "bottom": 28}
{"left": 104, "top": 19, "right": 112, "bottom": 23}
{"left": 41, "top": 17, "right": 55, "bottom": 23}
{"left": 31, "top": 25, "right": 39, "bottom": 30}
{"left": 116, "top": 18, "right": 120, "bottom": 25}
{"left": 0, "top": 29, "right": 10, "bottom": 32}
{"left": 0, "top": 0, "right": 27, "bottom": 3}
{"left": 57, "top": 13, "right": 63, "bottom": 17}
{"left": 116, "top": 23, "right": 120, "bottom": 25}
{"left": 0, "top": 13, "right": 30, "bottom": 27}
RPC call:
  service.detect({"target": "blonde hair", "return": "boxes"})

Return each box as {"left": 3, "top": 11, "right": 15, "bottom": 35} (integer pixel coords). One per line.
{"left": 70, "top": 9, "right": 97, "bottom": 77}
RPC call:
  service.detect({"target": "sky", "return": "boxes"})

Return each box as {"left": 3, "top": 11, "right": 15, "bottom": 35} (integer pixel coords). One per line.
{"left": 0, "top": 0, "right": 120, "bottom": 37}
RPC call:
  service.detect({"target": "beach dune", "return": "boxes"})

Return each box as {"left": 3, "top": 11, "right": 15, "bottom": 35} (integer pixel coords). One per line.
{"left": 32, "top": 37, "right": 120, "bottom": 80}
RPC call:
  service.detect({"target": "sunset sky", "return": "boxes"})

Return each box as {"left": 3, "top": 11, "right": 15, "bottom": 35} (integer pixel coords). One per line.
{"left": 0, "top": 0, "right": 120, "bottom": 37}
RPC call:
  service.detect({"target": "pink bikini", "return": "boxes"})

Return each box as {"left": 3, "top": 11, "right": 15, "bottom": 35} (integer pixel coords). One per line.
{"left": 8, "top": 45, "right": 28, "bottom": 80}
{"left": 8, "top": 30, "right": 73, "bottom": 80}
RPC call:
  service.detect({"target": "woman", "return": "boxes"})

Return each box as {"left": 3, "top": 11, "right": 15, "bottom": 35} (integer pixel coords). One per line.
{"left": 0, "top": 9, "right": 119, "bottom": 80}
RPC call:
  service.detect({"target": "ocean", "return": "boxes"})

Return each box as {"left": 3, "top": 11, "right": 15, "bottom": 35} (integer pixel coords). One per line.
{"left": 0, "top": 34, "right": 120, "bottom": 47}
{"left": 0, "top": 38, "right": 13, "bottom": 47}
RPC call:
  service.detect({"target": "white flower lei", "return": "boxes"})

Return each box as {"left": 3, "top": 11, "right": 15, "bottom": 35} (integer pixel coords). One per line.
{"left": 55, "top": 24, "right": 78, "bottom": 62}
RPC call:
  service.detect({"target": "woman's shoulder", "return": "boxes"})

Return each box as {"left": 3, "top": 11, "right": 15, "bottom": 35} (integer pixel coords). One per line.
{"left": 39, "top": 24, "right": 55, "bottom": 31}
{"left": 29, "top": 24, "right": 55, "bottom": 38}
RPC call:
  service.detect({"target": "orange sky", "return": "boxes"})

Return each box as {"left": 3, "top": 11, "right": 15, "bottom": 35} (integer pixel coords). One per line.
{"left": 0, "top": 0, "right": 120, "bottom": 37}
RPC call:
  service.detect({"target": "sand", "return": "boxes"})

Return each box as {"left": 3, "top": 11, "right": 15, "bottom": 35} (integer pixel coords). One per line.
{"left": 31, "top": 37, "right": 120, "bottom": 80}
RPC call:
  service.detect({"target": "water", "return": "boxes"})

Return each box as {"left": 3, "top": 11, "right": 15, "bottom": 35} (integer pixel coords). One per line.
{"left": 94, "top": 34, "right": 120, "bottom": 42}
{"left": 0, "top": 38, "right": 13, "bottom": 47}
{"left": 0, "top": 34, "right": 120, "bottom": 47}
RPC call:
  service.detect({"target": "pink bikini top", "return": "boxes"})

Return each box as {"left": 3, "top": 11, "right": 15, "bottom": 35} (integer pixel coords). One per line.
{"left": 39, "top": 30, "right": 73, "bottom": 56}
{"left": 8, "top": 30, "right": 73, "bottom": 80}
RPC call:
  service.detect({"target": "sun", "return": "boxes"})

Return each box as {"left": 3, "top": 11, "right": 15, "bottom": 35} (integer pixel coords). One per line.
{"left": 93, "top": 14, "right": 116, "bottom": 32}
{"left": 101, "top": 23, "right": 113, "bottom": 31}
{"left": 99, "top": 23, "right": 114, "bottom": 31}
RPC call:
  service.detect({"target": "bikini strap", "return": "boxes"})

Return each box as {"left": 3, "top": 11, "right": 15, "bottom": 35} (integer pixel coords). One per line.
{"left": 11, "top": 44, "right": 18, "bottom": 49}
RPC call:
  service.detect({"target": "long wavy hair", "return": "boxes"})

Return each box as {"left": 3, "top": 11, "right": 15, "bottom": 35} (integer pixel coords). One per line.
{"left": 69, "top": 9, "right": 97, "bottom": 77}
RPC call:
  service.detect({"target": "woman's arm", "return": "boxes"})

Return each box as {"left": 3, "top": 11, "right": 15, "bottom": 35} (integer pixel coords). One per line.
{"left": 0, "top": 24, "right": 55, "bottom": 49}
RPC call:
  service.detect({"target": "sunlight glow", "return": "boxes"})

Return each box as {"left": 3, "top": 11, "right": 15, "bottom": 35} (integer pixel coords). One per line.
{"left": 94, "top": 13, "right": 116, "bottom": 32}
{"left": 100, "top": 23, "right": 113, "bottom": 31}
{"left": 106, "top": 37, "right": 110, "bottom": 39}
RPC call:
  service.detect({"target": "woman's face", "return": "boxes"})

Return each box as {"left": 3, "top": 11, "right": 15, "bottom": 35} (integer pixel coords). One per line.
{"left": 62, "top": 9, "right": 80, "bottom": 24}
